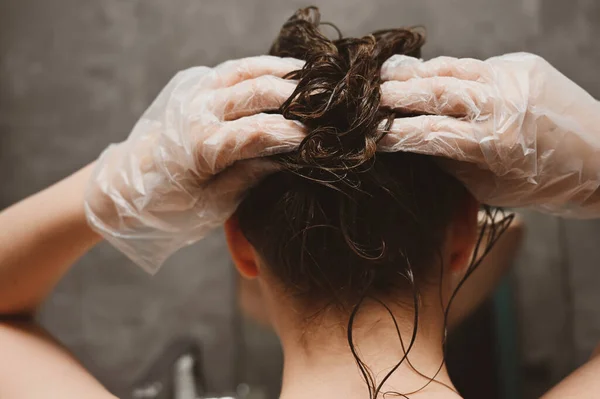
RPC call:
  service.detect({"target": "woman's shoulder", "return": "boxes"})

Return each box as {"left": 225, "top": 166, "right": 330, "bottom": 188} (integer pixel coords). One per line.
{"left": 0, "top": 320, "right": 118, "bottom": 399}
{"left": 541, "top": 346, "right": 600, "bottom": 398}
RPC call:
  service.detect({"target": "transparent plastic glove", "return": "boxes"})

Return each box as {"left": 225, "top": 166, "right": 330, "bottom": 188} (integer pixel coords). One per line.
{"left": 378, "top": 52, "right": 600, "bottom": 218}
{"left": 85, "top": 56, "right": 306, "bottom": 273}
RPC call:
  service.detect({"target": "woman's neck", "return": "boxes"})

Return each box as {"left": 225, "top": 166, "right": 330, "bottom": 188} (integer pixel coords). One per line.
{"left": 274, "top": 299, "right": 460, "bottom": 399}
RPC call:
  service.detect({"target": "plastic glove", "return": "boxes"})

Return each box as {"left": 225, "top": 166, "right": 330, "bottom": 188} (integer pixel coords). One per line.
{"left": 84, "top": 56, "right": 306, "bottom": 273}
{"left": 378, "top": 52, "right": 600, "bottom": 218}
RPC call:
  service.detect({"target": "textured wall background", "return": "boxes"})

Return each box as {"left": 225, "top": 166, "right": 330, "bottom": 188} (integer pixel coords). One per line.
{"left": 1, "top": 0, "right": 599, "bottom": 398}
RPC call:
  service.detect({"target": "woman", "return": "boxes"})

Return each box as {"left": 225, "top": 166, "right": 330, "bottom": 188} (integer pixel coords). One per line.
{"left": 1, "top": 7, "right": 600, "bottom": 399}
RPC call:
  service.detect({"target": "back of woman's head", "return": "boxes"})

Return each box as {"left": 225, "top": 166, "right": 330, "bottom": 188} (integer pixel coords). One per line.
{"left": 236, "top": 7, "right": 468, "bottom": 309}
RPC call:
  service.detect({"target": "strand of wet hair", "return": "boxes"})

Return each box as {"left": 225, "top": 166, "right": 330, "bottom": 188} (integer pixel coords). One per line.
{"left": 405, "top": 208, "right": 515, "bottom": 397}
{"left": 370, "top": 296, "right": 459, "bottom": 395}
{"left": 376, "top": 208, "right": 514, "bottom": 398}
{"left": 373, "top": 260, "right": 420, "bottom": 397}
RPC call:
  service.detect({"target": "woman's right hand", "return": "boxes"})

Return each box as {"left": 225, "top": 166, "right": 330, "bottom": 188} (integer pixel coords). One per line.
{"left": 378, "top": 52, "right": 600, "bottom": 218}
{"left": 84, "top": 56, "right": 306, "bottom": 273}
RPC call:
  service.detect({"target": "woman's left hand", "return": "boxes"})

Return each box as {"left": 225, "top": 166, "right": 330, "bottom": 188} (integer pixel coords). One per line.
{"left": 85, "top": 56, "right": 307, "bottom": 273}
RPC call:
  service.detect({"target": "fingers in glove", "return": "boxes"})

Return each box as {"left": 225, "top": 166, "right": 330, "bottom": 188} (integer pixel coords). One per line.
{"left": 213, "top": 56, "right": 304, "bottom": 88}
{"left": 204, "top": 158, "right": 282, "bottom": 199}
{"left": 212, "top": 76, "right": 297, "bottom": 120}
{"left": 380, "top": 77, "right": 494, "bottom": 119}
{"left": 195, "top": 113, "right": 306, "bottom": 174}
{"left": 377, "top": 115, "right": 487, "bottom": 164}
{"left": 381, "top": 55, "right": 493, "bottom": 83}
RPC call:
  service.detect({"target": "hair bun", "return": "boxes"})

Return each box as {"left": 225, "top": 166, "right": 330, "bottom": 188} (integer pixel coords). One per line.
{"left": 269, "top": 7, "right": 425, "bottom": 179}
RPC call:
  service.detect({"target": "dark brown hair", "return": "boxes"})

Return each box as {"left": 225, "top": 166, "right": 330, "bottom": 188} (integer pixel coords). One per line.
{"left": 235, "top": 6, "right": 510, "bottom": 398}
{"left": 238, "top": 7, "right": 463, "bottom": 308}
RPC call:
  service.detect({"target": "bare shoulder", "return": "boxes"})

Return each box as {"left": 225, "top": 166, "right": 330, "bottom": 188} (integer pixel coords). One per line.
{"left": 542, "top": 347, "right": 600, "bottom": 399}
{"left": 400, "top": 386, "right": 463, "bottom": 399}
{"left": 0, "top": 320, "right": 118, "bottom": 399}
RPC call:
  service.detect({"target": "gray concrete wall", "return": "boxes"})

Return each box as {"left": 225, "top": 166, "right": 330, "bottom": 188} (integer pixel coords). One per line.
{"left": 1, "top": 0, "right": 600, "bottom": 398}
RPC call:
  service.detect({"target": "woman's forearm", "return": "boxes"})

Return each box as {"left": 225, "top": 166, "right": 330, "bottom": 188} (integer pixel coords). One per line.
{"left": 0, "top": 163, "right": 102, "bottom": 316}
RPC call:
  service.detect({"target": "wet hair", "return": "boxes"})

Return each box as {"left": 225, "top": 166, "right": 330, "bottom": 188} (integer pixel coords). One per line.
{"left": 235, "top": 6, "right": 512, "bottom": 398}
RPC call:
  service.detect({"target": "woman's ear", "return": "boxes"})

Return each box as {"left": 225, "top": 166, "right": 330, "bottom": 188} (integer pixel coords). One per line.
{"left": 448, "top": 193, "right": 480, "bottom": 274}
{"left": 224, "top": 215, "right": 259, "bottom": 279}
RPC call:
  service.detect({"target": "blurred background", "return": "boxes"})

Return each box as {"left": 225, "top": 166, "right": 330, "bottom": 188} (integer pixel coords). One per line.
{"left": 1, "top": 0, "right": 599, "bottom": 398}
